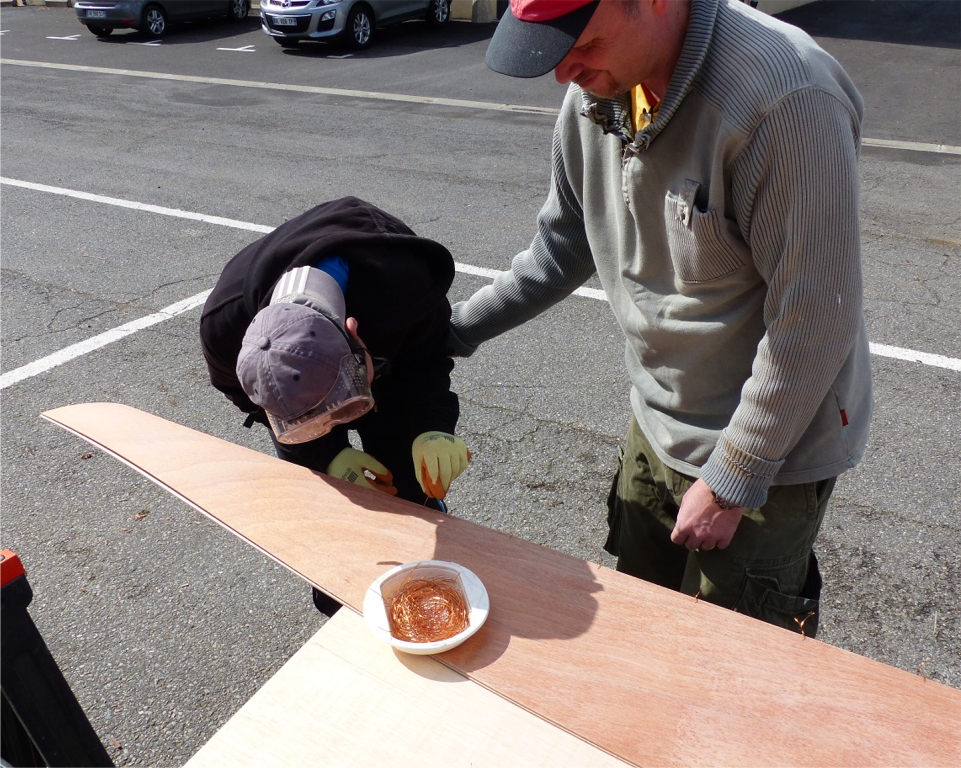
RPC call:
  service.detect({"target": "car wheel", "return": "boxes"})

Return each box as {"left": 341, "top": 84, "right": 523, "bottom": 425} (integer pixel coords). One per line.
{"left": 227, "top": 0, "right": 249, "bottom": 22}
{"left": 426, "top": 0, "right": 450, "bottom": 27}
{"left": 86, "top": 25, "right": 113, "bottom": 36}
{"left": 345, "top": 3, "right": 374, "bottom": 50}
{"left": 275, "top": 37, "right": 299, "bottom": 48}
{"left": 139, "top": 4, "right": 168, "bottom": 37}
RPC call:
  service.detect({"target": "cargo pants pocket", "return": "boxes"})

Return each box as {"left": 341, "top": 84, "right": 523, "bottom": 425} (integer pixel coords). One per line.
{"left": 735, "top": 552, "right": 823, "bottom": 637}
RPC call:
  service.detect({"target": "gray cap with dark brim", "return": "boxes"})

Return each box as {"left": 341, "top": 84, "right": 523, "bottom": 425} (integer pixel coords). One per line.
{"left": 236, "top": 302, "right": 351, "bottom": 420}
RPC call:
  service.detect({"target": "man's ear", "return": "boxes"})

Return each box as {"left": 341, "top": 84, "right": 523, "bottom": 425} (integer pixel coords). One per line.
{"left": 650, "top": 0, "right": 672, "bottom": 18}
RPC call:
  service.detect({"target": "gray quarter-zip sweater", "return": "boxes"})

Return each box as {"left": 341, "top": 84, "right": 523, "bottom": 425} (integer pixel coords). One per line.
{"left": 449, "top": 0, "right": 873, "bottom": 508}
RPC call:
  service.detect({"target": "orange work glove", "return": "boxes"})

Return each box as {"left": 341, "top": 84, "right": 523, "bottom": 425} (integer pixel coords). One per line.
{"left": 412, "top": 432, "right": 471, "bottom": 500}
{"left": 327, "top": 448, "right": 397, "bottom": 496}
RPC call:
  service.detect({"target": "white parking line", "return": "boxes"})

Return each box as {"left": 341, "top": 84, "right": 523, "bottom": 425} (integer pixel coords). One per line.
{"left": 3, "top": 58, "right": 961, "bottom": 155}
{"left": 46, "top": 35, "right": 82, "bottom": 41}
{"left": 0, "top": 292, "right": 212, "bottom": 390}
{"left": 862, "top": 138, "right": 961, "bottom": 155}
{"left": 130, "top": 40, "right": 162, "bottom": 46}
{"left": 0, "top": 178, "right": 273, "bottom": 234}
{"left": 1, "top": 179, "right": 958, "bottom": 389}
{"left": 0, "top": 59, "right": 571, "bottom": 118}
{"left": 218, "top": 45, "right": 256, "bottom": 52}
{"left": 867, "top": 344, "right": 961, "bottom": 372}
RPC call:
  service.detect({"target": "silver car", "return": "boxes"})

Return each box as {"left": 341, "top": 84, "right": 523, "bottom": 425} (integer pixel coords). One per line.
{"left": 261, "top": 0, "right": 450, "bottom": 50}
{"left": 75, "top": 0, "right": 251, "bottom": 38}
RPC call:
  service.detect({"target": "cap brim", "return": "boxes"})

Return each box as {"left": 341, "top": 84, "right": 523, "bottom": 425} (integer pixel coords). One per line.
{"left": 485, "top": 0, "right": 600, "bottom": 79}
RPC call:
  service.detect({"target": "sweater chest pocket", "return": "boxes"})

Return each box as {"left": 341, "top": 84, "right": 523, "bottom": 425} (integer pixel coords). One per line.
{"left": 665, "top": 180, "right": 747, "bottom": 284}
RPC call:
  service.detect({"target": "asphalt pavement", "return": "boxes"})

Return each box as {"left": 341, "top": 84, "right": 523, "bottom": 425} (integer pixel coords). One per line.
{"left": 1, "top": 2, "right": 959, "bottom": 765}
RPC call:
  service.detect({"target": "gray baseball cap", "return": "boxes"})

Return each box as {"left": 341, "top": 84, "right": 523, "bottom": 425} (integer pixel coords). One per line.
{"left": 236, "top": 268, "right": 352, "bottom": 420}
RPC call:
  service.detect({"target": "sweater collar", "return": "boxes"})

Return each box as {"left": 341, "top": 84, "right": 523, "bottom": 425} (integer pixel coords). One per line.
{"left": 578, "top": 0, "right": 719, "bottom": 150}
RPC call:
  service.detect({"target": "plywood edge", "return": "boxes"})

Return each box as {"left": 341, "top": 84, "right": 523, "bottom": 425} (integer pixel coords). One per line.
{"left": 187, "top": 610, "right": 633, "bottom": 768}
{"left": 40, "top": 405, "right": 358, "bottom": 609}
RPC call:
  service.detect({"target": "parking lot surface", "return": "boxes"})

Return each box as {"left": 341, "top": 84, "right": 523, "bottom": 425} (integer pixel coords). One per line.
{"left": 2, "top": 2, "right": 959, "bottom": 764}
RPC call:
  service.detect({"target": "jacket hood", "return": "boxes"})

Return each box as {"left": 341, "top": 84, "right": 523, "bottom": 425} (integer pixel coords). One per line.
{"left": 242, "top": 196, "right": 455, "bottom": 326}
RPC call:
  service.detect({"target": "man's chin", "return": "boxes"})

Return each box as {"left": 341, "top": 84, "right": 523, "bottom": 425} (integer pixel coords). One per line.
{"left": 576, "top": 75, "right": 627, "bottom": 100}
{"left": 582, "top": 85, "right": 628, "bottom": 100}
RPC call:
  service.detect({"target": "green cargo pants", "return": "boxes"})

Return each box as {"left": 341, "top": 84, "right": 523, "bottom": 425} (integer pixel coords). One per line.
{"left": 604, "top": 417, "right": 835, "bottom": 637}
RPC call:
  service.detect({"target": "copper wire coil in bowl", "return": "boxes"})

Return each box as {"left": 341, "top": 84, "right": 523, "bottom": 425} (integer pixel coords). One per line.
{"left": 363, "top": 561, "right": 490, "bottom": 655}
{"left": 387, "top": 577, "right": 469, "bottom": 642}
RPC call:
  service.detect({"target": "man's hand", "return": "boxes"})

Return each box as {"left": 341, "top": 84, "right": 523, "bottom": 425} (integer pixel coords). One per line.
{"left": 671, "top": 478, "right": 743, "bottom": 551}
{"left": 327, "top": 448, "right": 398, "bottom": 496}
{"left": 412, "top": 431, "right": 471, "bottom": 500}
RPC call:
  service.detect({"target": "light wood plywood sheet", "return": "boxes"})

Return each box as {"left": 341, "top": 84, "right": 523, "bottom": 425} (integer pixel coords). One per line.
{"left": 42, "top": 403, "right": 961, "bottom": 767}
{"left": 187, "top": 608, "right": 628, "bottom": 768}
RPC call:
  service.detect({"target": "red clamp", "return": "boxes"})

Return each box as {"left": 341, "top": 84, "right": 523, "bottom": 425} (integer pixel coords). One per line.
{"left": 1, "top": 549, "right": 26, "bottom": 588}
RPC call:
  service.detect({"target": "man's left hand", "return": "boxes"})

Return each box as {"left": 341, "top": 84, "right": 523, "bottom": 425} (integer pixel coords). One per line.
{"left": 671, "top": 478, "right": 743, "bottom": 551}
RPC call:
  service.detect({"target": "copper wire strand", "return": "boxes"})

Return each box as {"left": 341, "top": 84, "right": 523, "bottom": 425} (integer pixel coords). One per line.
{"left": 794, "top": 610, "right": 817, "bottom": 639}
{"left": 387, "top": 577, "right": 469, "bottom": 643}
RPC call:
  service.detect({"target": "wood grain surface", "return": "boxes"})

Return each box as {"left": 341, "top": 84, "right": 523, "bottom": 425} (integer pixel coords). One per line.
{"left": 43, "top": 403, "right": 961, "bottom": 767}
{"left": 186, "top": 607, "right": 629, "bottom": 767}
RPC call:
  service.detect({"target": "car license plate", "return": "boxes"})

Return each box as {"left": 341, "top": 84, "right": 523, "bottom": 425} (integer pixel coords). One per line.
{"left": 274, "top": 16, "right": 297, "bottom": 26}
{"left": 86, "top": 9, "right": 107, "bottom": 17}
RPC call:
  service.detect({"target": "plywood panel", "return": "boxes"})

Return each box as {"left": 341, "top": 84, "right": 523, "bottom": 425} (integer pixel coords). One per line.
{"left": 186, "top": 609, "right": 628, "bottom": 768}
{"left": 43, "top": 403, "right": 961, "bottom": 767}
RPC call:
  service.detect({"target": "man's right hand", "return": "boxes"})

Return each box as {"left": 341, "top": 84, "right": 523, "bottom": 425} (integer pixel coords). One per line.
{"left": 671, "top": 478, "right": 742, "bottom": 551}
{"left": 327, "top": 448, "right": 398, "bottom": 496}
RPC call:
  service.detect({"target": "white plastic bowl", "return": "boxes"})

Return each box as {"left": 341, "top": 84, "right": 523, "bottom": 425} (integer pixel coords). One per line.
{"left": 362, "top": 560, "right": 490, "bottom": 655}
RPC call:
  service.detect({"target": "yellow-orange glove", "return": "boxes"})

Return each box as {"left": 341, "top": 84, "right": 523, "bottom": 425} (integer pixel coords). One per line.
{"left": 412, "top": 431, "right": 471, "bottom": 500}
{"left": 327, "top": 448, "right": 397, "bottom": 496}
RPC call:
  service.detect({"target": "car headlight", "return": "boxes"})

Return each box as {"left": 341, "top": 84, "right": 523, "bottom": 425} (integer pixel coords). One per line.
{"left": 316, "top": 0, "right": 339, "bottom": 6}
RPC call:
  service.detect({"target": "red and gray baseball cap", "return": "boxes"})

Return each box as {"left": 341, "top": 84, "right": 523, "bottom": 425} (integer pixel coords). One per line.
{"left": 486, "top": 0, "right": 601, "bottom": 78}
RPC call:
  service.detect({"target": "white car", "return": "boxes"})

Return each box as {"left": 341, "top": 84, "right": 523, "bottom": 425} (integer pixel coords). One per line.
{"left": 261, "top": 0, "right": 450, "bottom": 50}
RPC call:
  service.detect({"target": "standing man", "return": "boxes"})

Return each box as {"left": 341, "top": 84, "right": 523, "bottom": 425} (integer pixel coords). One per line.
{"left": 449, "top": 0, "right": 872, "bottom": 636}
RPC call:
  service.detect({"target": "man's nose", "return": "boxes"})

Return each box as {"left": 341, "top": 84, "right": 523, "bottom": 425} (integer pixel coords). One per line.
{"left": 554, "top": 53, "right": 581, "bottom": 85}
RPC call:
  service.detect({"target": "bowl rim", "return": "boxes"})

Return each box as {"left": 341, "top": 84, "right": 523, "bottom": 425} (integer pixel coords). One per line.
{"left": 362, "top": 559, "right": 490, "bottom": 655}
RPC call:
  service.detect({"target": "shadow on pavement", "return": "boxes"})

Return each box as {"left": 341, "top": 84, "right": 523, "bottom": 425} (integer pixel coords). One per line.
{"left": 776, "top": 0, "right": 961, "bottom": 50}
{"left": 90, "top": 16, "right": 262, "bottom": 45}
{"left": 274, "top": 18, "right": 496, "bottom": 59}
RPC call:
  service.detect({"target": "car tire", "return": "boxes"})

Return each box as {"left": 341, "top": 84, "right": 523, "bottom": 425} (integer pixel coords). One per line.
{"left": 86, "top": 25, "right": 113, "bottom": 36}
{"left": 345, "top": 3, "right": 374, "bottom": 50}
{"left": 426, "top": 0, "right": 450, "bottom": 27}
{"left": 227, "top": 0, "right": 249, "bottom": 22}
{"left": 139, "top": 4, "right": 168, "bottom": 38}
{"left": 275, "top": 37, "right": 299, "bottom": 48}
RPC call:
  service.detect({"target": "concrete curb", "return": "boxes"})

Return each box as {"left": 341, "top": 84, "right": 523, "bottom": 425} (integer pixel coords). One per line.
{"left": 0, "top": 0, "right": 264, "bottom": 7}
{"left": 2, "top": 0, "right": 73, "bottom": 6}
{"left": 0, "top": 0, "right": 499, "bottom": 17}
{"left": 0, "top": 0, "right": 812, "bottom": 13}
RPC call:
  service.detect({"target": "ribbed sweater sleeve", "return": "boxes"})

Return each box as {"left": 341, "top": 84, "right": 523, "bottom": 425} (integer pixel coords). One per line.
{"left": 700, "top": 86, "right": 864, "bottom": 507}
{"left": 448, "top": 124, "right": 596, "bottom": 356}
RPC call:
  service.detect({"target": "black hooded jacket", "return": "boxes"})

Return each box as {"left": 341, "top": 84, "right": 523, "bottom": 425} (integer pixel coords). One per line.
{"left": 200, "top": 197, "right": 459, "bottom": 485}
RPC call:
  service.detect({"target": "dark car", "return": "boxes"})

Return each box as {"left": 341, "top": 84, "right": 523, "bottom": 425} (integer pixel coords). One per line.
{"left": 74, "top": 0, "right": 251, "bottom": 38}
